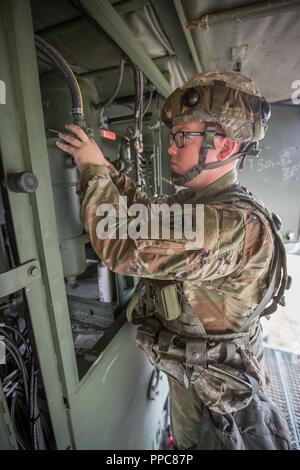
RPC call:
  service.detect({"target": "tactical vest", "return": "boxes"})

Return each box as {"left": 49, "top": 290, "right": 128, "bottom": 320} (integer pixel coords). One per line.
{"left": 126, "top": 184, "right": 288, "bottom": 415}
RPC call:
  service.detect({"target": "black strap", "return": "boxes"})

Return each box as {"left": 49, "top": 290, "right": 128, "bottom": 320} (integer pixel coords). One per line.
{"left": 173, "top": 131, "right": 260, "bottom": 187}
{"left": 239, "top": 245, "right": 281, "bottom": 332}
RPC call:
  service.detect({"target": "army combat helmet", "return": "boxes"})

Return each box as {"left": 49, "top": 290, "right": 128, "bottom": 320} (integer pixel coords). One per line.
{"left": 161, "top": 71, "right": 271, "bottom": 186}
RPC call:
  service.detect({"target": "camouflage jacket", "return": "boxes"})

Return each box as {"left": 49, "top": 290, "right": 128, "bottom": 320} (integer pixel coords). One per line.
{"left": 78, "top": 165, "right": 275, "bottom": 337}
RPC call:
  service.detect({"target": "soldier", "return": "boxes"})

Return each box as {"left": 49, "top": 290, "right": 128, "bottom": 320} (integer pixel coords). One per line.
{"left": 56, "top": 71, "right": 292, "bottom": 450}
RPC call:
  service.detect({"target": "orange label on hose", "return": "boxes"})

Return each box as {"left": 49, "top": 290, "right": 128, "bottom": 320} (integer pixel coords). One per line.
{"left": 100, "top": 129, "right": 117, "bottom": 141}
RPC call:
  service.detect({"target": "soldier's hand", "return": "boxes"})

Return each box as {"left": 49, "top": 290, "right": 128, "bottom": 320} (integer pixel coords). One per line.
{"left": 55, "top": 123, "right": 109, "bottom": 172}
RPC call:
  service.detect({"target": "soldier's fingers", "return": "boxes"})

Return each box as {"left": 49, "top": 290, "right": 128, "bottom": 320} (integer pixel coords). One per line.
{"left": 55, "top": 140, "right": 75, "bottom": 155}
{"left": 58, "top": 132, "right": 82, "bottom": 148}
{"left": 65, "top": 123, "right": 89, "bottom": 143}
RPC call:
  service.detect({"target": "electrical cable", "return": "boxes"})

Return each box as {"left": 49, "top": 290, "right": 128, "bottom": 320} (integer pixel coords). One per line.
{"left": 11, "top": 394, "right": 27, "bottom": 450}
{"left": 98, "top": 56, "right": 126, "bottom": 121}
{"left": 1, "top": 335, "right": 29, "bottom": 404}
{"left": 142, "top": 87, "right": 155, "bottom": 117}
{"left": 133, "top": 64, "right": 142, "bottom": 129}
{"left": 0, "top": 324, "right": 32, "bottom": 360}
{"left": 138, "top": 70, "right": 144, "bottom": 134}
{"left": 0, "top": 320, "right": 53, "bottom": 449}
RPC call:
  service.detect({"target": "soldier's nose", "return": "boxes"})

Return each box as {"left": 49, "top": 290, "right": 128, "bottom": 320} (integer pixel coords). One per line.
{"left": 168, "top": 142, "right": 177, "bottom": 157}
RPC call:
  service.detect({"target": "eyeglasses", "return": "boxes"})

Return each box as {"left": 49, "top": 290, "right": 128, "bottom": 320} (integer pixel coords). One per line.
{"left": 169, "top": 130, "right": 226, "bottom": 148}
{"left": 168, "top": 131, "right": 206, "bottom": 149}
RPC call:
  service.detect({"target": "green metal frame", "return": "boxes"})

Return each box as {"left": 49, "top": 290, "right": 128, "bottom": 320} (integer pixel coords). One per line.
{"left": 151, "top": 0, "right": 197, "bottom": 80}
{"left": 0, "top": 0, "right": 75, "bottom": 449}
{"left": 0, "top": 260, "right": 40, "bottom": 297}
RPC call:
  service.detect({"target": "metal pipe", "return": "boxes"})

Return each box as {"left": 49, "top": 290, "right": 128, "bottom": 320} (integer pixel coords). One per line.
{"left": 187, "top": 0, "right": 300, "bottom": 30}
{"left": 173, "top": 0, "right": 203, "bottom": 73}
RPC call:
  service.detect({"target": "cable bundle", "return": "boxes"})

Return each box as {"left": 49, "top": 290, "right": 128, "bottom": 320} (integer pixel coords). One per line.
{"left": 0, "top": 322, "right": 55, "bottom": 449}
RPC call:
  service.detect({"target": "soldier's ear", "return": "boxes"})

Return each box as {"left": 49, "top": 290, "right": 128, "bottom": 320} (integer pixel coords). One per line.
{"left": 218, "top": 138, "right": 236, "bottom": 160}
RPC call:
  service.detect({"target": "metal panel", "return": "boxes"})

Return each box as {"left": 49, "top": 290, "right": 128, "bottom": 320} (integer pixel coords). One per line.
{"left": 80, "top": 0, "right": 172, "bottom": 97}
{"left": 72, "top": 321, "right": 169, "bottom": 450}
{"left": 181, "top": 0, "right": 300, "bottom": 102}
{"left": 186, "top": 0, "right": 300, "bottom": 30}
{"left": 37, "top": 0, "right": 151, "bottom": 38}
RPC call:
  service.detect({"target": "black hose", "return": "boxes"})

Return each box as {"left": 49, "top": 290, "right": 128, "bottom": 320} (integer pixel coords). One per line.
{"left": 29, "top": 361, "right": 36, "bottom": 449}
{"left": 1, "top": 320, "right": 51, "bottom": 449}
{"left": 40, "top": 412, "right": 56, "bottom": 449}
{"left": 35, "top": 35, "right": 84, "bottom": 125}
{"left": 11, "top": 394, "right": 28, "bottom": 450}
{"left": 29, "top": 361, "right": 40, "bottom": 450}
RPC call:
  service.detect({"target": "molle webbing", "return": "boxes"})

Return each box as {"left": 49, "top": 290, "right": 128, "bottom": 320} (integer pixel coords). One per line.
{"left": 204, "top": 184, "right": 287, "bottom": 327}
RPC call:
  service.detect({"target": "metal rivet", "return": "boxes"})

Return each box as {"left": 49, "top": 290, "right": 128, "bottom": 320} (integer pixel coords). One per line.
{"left": 28, "top": 266, "right": 40, "bottom": 278}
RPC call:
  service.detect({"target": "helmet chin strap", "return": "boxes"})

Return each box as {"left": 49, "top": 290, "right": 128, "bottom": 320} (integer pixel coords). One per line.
{"left": 172, "top": 124, "right": 260, "bottom": 186}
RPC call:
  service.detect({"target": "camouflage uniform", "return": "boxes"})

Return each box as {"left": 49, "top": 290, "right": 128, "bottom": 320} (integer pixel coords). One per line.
{"left": 77, "top": 71, "right": 292, "bottom": 450}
